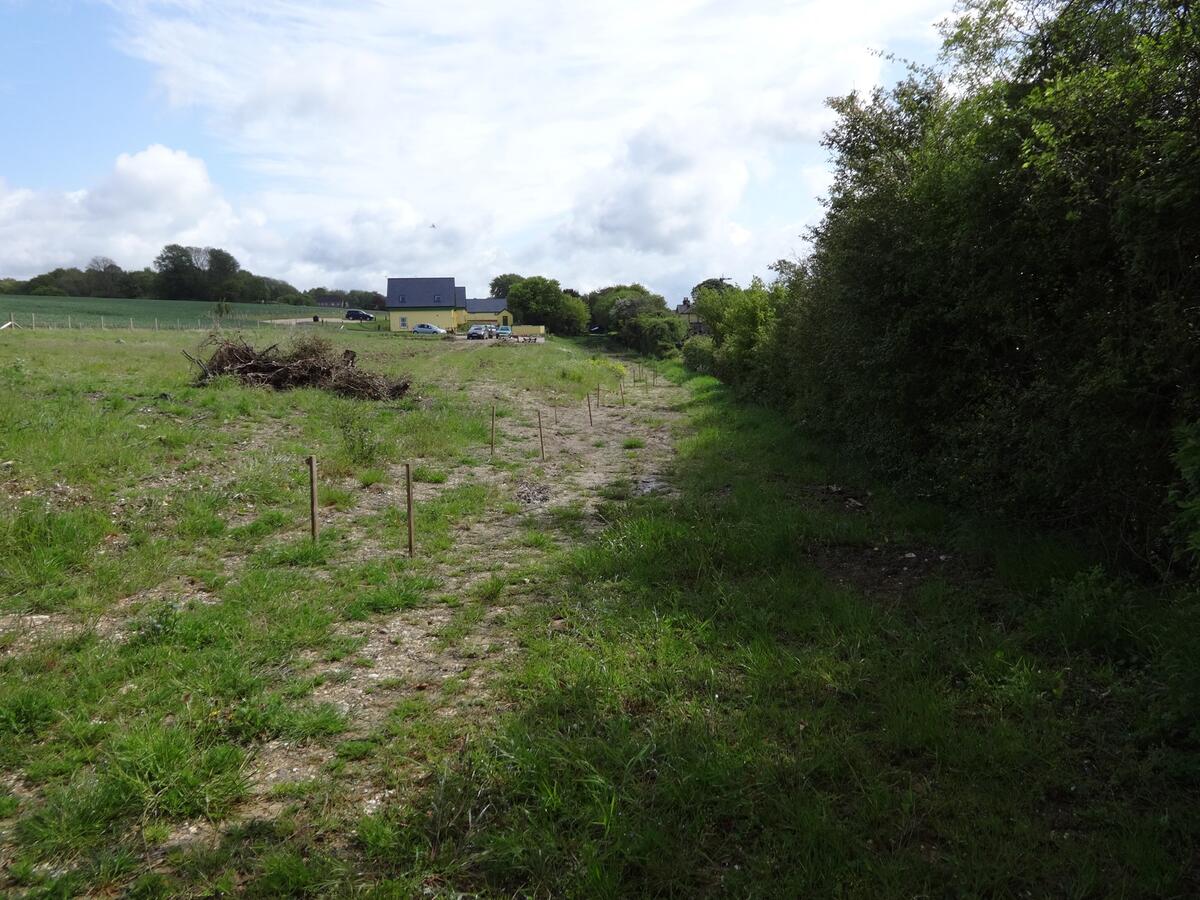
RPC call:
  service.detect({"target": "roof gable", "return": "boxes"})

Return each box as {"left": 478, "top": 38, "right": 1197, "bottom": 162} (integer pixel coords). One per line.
{"left": 386, "top": 277, "right": 458, "bottom": 308}
{"left": 463, "top": 297, "right": 508, "bottom": 313}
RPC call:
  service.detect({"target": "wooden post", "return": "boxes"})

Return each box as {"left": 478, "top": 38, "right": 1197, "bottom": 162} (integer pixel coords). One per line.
{"left": 553, "top": 404, "right": 558, "bottom": 426}
{"left": 307, "top": 455, "right": 319, "bottom": 541}
{"left": 620, "top": 379, "right": 625, "bottom": 405}
{"left": 100, "top": 315, "right": 105, "bottom": 330}
{"left": 491, "top": 405, "right": 496, "bottom": 456}
{"left": 129, "top": 317, "right": 134, "bottom": 330}
{"left": 587, "top": 393, "right": 593, "bottom": 426}
{"left": 405, "top": 463, "right": 415, "bottom": 558}
{"left": 155, "top": 318, "right": 159, "bottom": 331}
{"left": 31, "top": 312, "right": 35, "bottom": 329}
{"left": 177, "top": 318, "right": 181, "bottom": 330}
{"left": 67, "top": 314, "right": 71, "bottom": 329}
{"left": 537, "top": 409, "right": 545, "bottom": 460}
{"left": 596, "top": 384, "right": 601, "bottom": 408}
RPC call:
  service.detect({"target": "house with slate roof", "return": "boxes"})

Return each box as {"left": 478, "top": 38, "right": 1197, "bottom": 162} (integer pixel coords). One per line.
{"left": 385, "top": 277, "right": 513, "bottom": 332}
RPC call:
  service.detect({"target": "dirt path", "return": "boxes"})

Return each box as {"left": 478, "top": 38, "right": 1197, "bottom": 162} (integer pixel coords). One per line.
{"left": 245, "top": 373, "right": 686, "bottom": 814}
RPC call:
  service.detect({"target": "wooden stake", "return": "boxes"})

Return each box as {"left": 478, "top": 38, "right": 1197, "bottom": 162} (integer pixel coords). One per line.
{"left": 31, "top": 313, "right": 35, "bottom": 329}
{"left": 553, "top": 404, "right": 558, "bottom": 426}
{"left": 100, "top": 315, "right": 105, "bottom": 330}
{"left": 537, "top": 409, "right": 546, "bottom": 460}
{"left": 491, "top": 404, "right": 496, "bottom": 456}
{"left": 307, "top": 455, "right": 319, "bottom": 541}
{"left": 67, "top": 315, "right": 71, "bottom": 329}
{"left": 620, "top": 379, "right": 625, "bottom": 405}
{"left": 155, "top": 318, "right": 159, "bottom": 331}
{"left": 129, "top": 317, "right": 134, "bottom": 330}
{"left": 587, "top": 393, "right": 593, "bottom": 426}
{"left": 405, "top": 463, "right": 415, "bottom": 558}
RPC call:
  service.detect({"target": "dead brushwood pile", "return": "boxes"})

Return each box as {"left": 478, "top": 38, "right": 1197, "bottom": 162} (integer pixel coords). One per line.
{"left": 185, "top": 335, "right": 411, "bottom": 400}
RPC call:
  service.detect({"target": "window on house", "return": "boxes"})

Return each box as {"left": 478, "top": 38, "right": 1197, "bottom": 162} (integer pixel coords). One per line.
{"left": 400, "top": 317, "right": 408, "bottom": 328}
{"left": 433, "top": 294, "right": 440, "bottom": 302}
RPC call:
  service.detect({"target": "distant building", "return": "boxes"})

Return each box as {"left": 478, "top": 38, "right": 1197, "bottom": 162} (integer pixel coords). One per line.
{"left": 316, "top": 295, "right": 348, "bottom": 309}
{"left": 674, "top": 298, "right": 707, "bottom": 335}
{"left": 385, "top": 277, "right": 512, "bottom": 331}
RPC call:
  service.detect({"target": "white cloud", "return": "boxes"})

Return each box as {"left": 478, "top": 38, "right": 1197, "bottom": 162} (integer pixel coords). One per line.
{"left": 3, "top": 0, "right": 949, "bottom": 295}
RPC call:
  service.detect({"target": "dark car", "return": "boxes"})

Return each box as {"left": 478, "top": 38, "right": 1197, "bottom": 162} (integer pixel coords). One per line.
{"left": 345, "top": 309, "right": 374, "bottom": 321}
{"left": 467, "top": 325, "right": 487, "bottom": 340}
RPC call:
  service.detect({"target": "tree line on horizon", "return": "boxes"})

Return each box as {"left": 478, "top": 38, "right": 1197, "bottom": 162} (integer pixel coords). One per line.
{"left": 0, "top": 245, "right": 385, "bottom": 310}
{"left": 487, "top": 272, "right": 695, "bottom": 353}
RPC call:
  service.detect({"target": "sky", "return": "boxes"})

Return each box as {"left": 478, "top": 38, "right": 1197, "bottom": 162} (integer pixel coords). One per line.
{"left": 0, "top": 0, "right": 950, "bottom": 301}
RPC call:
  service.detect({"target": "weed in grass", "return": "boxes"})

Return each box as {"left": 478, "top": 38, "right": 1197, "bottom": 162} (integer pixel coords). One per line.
{"left": 412, "top": 465, "right": 447, "bottom": 484}
{"left": 474, "top": 575, "right": 508, "bottom": 604}
{"left": 320, "top": 484, "right": 356, "bottom": 510}
{"left": 255, "top": 534, "right": 336, "bottom": 567}
{"left": 344, "top": 574, "right": 439, "bottom": 620}
{"left": 622, "top": 437, "right": 645, "bottom": 450}
{"left": 358, "top": 468, "right": 388, "bottom": 488}
{"left": 519, "top": 529, "right": 556, "bottom": 550}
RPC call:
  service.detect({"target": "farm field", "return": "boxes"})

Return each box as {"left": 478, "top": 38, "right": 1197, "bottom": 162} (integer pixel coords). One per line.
{"left": 0, "top": 328, "right": 1196, "bottom": 896}
{"left": 0, "top": 295, "right": 336, "bottom": 331}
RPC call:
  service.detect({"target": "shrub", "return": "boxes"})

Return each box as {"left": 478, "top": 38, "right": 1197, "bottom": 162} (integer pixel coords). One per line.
{"left": 618, "top": 314, "right": 685, "bottom": 358}
{"left": 682, "top": 336, "right": 715, "bottom": 375}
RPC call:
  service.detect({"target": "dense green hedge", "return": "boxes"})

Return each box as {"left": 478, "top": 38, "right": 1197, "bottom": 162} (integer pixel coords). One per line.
{"left": 690, "top": 0, "right": 1200, "bottom": 574}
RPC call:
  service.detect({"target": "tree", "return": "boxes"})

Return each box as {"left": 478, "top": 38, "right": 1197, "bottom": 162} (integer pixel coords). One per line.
{"left": 689, "top": 277, "right": 733, "bottom": 301}
{"left": 206, "top": 248, "right": 240, "bottom": 300}
{"left": 154, "top": 244, "right": 205, "bottom": 300}
{"left": 85, "top": 256, "right": 125, "bottom": 298}
{"left": 506, "top": 276, "right": 589, "bottom": 335}
{"left": 489, "top": 273, "right": 525, "bottom": 299}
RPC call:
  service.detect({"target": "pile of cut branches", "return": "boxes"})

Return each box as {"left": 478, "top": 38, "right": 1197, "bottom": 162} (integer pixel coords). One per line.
{"left": 184, "top": 335, "right": 410, "bottom": 400}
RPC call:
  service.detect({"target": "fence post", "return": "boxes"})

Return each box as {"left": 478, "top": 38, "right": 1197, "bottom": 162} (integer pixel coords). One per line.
{"left": 405, "top": 463, "right": 415, "bottom": 558}
{"left": 620, "top": 379, "right": 624, "bottom": 405}
{"left": 538, "top": 409, "right": 546, "bottom": 460}
{"left": 129, "top": 317, "right": 134, "bottom": 331}
{"left": 491, "top": 405, "right": 496, "bottom": 456}
{"left": 100, "top": 316, "right": 105, "bottom": 330}
{"left": 596, "top": 383, "right": 601, "bottom": 408}
{"left": 155, "top": 318, "right": 159, "bottom": 331}
{"left": 67, "top": 315, "right": 71, "bottom": 329}
{"left": 31, "top": 312, "right": 35, "bottom": 329}
{"left": 587, "top": 393, "right": 593, "bottom": 427}
{"left": 307, "top": 455, "right": 319, "bottom": 541}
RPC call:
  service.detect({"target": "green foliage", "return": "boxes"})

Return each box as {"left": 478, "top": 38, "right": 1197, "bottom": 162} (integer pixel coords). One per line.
{"left": 695, "top": 0, "right": 1200, "bottom": 570}
{"left": 506, "top": 276, "right": 589, "bottom": 335}
{"left": 489, "top": 273, "right": 525, "bottom": 299}
{"left": 617, "top": 313, "right": 685, "bottom": 357}
{"left": 681, "top": 335, "right": 715, "bottom": 375}
{"left": 1172, "top": 421, "right": 1200, "bottom": 567}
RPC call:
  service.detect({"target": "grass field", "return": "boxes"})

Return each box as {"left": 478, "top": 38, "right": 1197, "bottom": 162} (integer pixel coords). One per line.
{"left": 0, "top": 328, "right": 1196, "bottom": 896}
{"left": 0, "top": 294, "right": 336, "bottom": 331}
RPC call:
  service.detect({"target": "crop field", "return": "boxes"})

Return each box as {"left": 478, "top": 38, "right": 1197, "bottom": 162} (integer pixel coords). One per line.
{"left": 0, "top": 295, "right": 335, "bottom": 331}
{"left": 0, "top": 328, "right": 1195, "bottom": 896}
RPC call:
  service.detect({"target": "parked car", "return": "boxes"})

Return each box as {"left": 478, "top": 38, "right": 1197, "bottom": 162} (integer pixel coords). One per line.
{"left": 466, "top": 325, "right": 487, "bottom": 340}
{"left": 496, "top": 325, "right": 512, "bottom": 338}
{"left": 345, "top": 309, "right": 374, "bottom": 321}
{"left": 412, "top": 323, "right": 446, "bottom": 335}
{"left": 484, "top": 324, "right": 498, "bottom": 337}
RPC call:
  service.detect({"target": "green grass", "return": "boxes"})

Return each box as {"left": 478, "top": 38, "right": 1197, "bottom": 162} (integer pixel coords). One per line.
{"left": 0, "top": 294, "right": 331, "bottom": 330}
{"left": 0, "top": 330, "right": 1194, "bottom": 896}
{"left": 345, "top": 371, "right": 1200, "bottom": 897}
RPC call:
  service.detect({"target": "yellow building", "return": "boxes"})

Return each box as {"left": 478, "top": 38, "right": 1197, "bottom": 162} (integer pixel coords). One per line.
{"left": 385, "top": 277, "right": 512, "bottom": 332}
